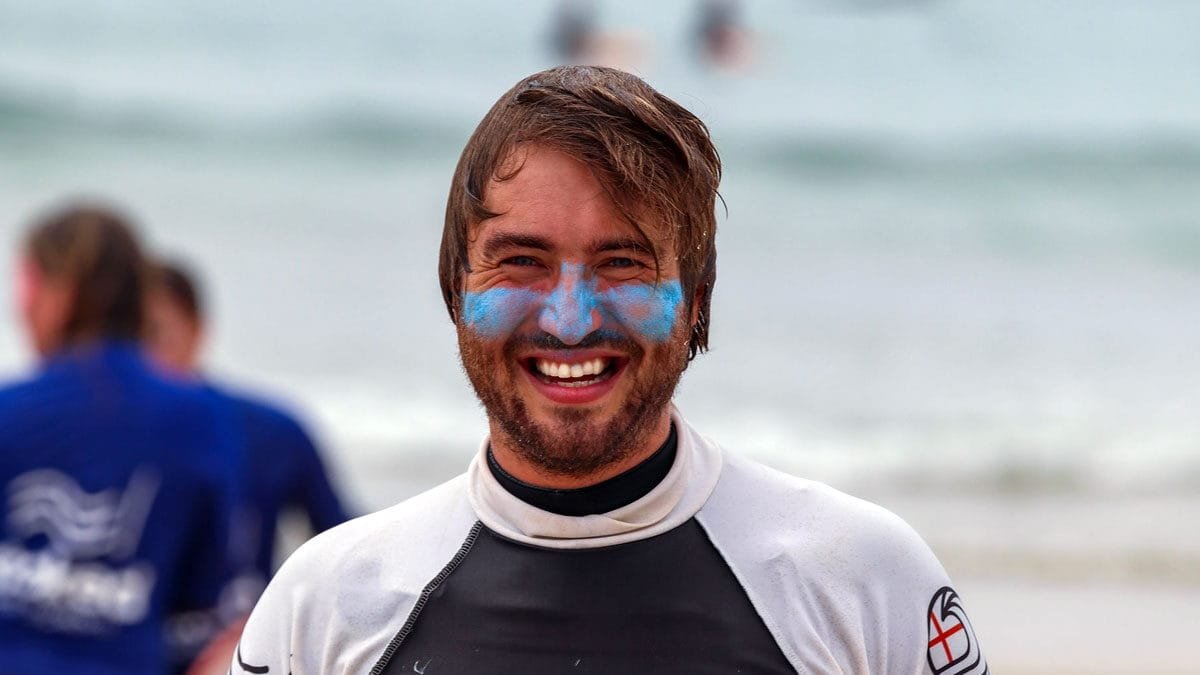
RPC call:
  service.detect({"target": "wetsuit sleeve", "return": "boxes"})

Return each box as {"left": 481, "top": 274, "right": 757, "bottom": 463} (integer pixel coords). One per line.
{"left": 171, "top": 469, "right": 236, "bottom": 612}
{"left": 697, "top": 455, "right": 989, "bottom": 674}
{"left": 233, "top": 512, "right": 349, "bottom": 675}
{"left": 855, "top": 507, "right": 989, "bottom": 675}
{"left": 284, "top": 419, "right": 351, "bottom": 531}
{"left": 165, "top": 401, "right": 245, "bottom": 673}
{"left": 234, "top": 475, "right": 477, "bottom": 675}
{"left": 232, "top": 513, "right": 413, "bottom": 675}
{"left": 171, "top": 405, "right": 242, "bottom": 615}
{"left": 231, "top": 565, "right": 297, "bottom": 675}
{"left": 165, "top": 468, "right": 238, "bottom": 673}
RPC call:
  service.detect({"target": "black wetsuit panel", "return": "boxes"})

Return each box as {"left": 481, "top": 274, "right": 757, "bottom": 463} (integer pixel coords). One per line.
{"left": 376, "top": 520, "right": 794, "bottom": 674}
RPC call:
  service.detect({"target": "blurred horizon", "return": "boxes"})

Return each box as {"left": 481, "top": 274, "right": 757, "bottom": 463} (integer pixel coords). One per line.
{"left": 5, "top": 0, "right": 1199, "bottom": 498}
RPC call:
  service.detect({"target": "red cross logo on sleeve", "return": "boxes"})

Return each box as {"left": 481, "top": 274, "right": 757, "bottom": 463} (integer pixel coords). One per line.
{"left": 926, "top": 586, "right": 987, "bottom": 675}
{"left": 928, "top": 610, "right": 965, "bottom": 662}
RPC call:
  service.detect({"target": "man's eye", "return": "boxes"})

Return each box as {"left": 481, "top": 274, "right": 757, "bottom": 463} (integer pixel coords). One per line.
{"left": 603, "top": 257, "right": 640, "bottom": 269}
{"left": 503, "top": 256, "right": 540, "bottom": 267}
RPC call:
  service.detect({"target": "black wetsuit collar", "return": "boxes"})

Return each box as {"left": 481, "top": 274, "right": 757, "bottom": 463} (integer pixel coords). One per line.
{"left": 486, "top": 424, "right": 678, "bottom": 517}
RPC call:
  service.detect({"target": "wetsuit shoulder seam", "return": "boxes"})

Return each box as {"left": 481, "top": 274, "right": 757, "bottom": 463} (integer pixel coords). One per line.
{"left": 369, "top": 521, "right": 484, "bottom": 675}
{"left": 693, "top": 512, "right": 801, "bottom": 671}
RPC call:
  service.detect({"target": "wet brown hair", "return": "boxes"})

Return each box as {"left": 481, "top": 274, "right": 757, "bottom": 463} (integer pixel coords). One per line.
{"left": 151, "top": 260, "right": 204, "bottom": 323}
{"left": 439, "top": 65, "right": 721, "bottom": 360}
{"left": 24, "top": 203, "right": 148, "bottom": 345}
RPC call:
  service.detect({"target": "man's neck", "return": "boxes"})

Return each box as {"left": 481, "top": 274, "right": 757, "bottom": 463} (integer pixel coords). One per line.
{"left": 488, "top": 411, "right": 673, "bottom": 490}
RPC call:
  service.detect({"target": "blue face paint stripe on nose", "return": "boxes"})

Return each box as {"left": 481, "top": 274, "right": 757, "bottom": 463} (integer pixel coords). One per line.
{"left": 540, "top": 263, "right": 600, "bottom": 345}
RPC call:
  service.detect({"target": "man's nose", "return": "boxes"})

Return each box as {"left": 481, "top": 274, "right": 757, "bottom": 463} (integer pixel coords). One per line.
{"left": 538, "top": 265, "right": 602, "bottom": 345}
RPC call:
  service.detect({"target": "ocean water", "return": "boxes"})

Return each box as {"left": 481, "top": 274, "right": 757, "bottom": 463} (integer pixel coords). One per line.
{"left": 2, "top": 0, "right": 1199, "bottom": 515}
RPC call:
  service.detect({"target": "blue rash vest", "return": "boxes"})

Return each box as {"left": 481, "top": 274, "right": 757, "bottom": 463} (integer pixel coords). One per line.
{"left": 206, "top": 384, "right": 350, "bottom": 585}
{"left": 0, "top": 341, "right": 241, "bottom": 675}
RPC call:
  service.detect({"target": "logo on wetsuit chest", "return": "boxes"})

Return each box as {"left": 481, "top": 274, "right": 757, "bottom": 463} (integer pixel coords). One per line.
{"left": 926, "top": 586, "right": 987, "bottom": 675}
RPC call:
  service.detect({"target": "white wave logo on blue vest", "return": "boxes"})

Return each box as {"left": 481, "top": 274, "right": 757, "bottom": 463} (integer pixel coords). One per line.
{"left": 0, "top": 468, "right": 160, "bottom": 633}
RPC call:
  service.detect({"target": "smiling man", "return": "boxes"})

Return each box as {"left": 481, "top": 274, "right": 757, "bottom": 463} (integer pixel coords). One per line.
{"left": 234, "top": 66, "right": 987, "bottom": 675}
{"left": 456, "top": 146, "right": 693, "bottom": 488}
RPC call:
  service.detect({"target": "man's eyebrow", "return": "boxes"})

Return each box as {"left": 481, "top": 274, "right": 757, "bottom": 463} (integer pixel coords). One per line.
{"left": 480, "top": 233, "right": 553, "bottom": 260}
{"left": 590, "top": 237, "right": 655, "bottom": 256}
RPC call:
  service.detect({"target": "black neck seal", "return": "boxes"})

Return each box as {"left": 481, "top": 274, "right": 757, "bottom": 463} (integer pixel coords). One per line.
{"left": 486, "top": 424, "right": 678, "bottom": 517}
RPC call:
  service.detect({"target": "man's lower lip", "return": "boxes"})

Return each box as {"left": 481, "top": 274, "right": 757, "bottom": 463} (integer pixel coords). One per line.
{"left": 523, "top": 364, "right": 622, "bottom": 405}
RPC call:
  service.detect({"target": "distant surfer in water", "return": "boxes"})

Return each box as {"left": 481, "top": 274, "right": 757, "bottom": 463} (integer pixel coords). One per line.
{"left": 550, "top": 1, "right": 754, "bottom": 72}
{"left": 550, "top": 0, "right": 648, "bottom": 70}
{"left": 232, "top": 65, "right": 987, "bottom": 675}
{"left": 695, "top": 0, "right": 754, "bottom": 70}
{"left": 551, "top": 0, "right": 596, "bottom": 62}
{"left": 0, "top": 203, "right": 241, "bottom": 675}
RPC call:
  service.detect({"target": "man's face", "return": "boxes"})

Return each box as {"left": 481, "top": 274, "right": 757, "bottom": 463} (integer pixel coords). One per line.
{"left": 15, "top": 258, "right": 69, "bottom": 357}
{"left": 145, "top": 292, "right": 203, "bottom": 375}
{"left": 457, "top": 146, "right": 694, "bottom": 477}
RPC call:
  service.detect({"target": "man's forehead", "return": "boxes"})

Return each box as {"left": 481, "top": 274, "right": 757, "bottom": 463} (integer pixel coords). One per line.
{"left": 473, "top": 147, "right": 671, "bottom": 256}
{"left": 483, "top": 146, "right": 605, "bottom": 205}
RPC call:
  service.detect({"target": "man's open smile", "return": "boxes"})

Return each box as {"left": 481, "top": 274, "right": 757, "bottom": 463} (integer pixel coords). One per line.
{"left": 520, "top": 350, "right": 630, "bottom": 405}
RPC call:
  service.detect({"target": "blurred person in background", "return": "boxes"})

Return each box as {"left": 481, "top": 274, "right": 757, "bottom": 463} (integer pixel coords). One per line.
{"left": 145, "top": 260, "right": 352, "bottom": 675}
{"left": 146, "top": 260, "right": 352, "bottom": 597}
{"left": 550, "top": 0, "right": 648, "bottom": 71}
{"left": 694, "top": 0, "right": 753, "bottom": 70}
{"left": 550, "top": 1, "right": 750, "bottom": 71}
{"left": 0, "top": 203, "right": 240, "bottom": 675}
{"left": 232, "top": 66, "right": 987, "bottom": 674}
{"left": 551, "top": 0, "right": 596, "bottom": 62}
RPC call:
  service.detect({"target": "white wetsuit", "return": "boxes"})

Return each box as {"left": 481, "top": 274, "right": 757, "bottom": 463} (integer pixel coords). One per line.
{"left": 233, "top": 407, "right": 987, "bottom": 675}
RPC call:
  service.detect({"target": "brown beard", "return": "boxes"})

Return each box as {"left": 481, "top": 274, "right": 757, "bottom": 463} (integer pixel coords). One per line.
{"left": 457, "top": 324, "right": 690, "bottom": 478}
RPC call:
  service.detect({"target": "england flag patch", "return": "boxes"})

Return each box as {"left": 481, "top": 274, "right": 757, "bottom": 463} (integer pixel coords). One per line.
{"left": 926, "top": 586, "right": 988, "bottom": 675}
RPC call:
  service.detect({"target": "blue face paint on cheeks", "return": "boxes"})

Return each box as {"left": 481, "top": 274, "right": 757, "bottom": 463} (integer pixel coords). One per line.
{"left": 461, "top": 287, "right": 542, "bottom": 340}
{"left": 601, "top": 279, "right": 684, "bottom": 343}
{"left": 462, "top": 266, "right": 685, "bottom": 344}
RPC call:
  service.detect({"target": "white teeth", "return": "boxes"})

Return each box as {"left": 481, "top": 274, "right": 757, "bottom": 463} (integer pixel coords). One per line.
{"left": 535, "top": 358, "right": 611, "bottom": 381}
